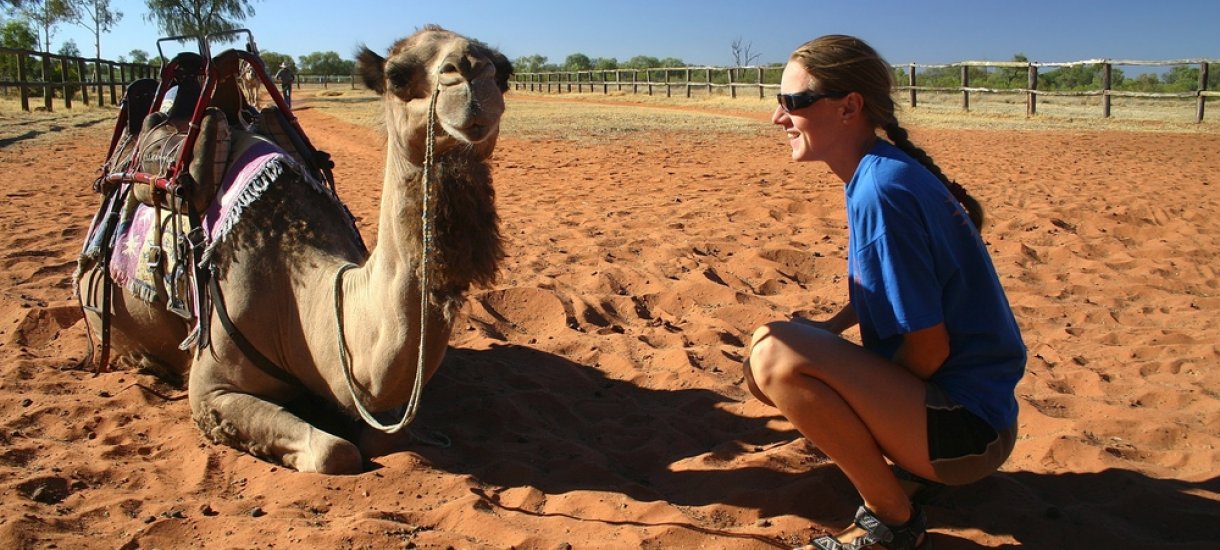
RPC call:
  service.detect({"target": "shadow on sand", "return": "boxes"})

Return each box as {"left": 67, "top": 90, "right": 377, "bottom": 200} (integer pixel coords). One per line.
{"left": 394, "top": 344, "right": 1218, "bottom": 548}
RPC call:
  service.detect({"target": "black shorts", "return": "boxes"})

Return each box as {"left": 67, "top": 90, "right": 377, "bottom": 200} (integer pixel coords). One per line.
{"left": 925, "top": 383, "right": 1017, "bottom": 486}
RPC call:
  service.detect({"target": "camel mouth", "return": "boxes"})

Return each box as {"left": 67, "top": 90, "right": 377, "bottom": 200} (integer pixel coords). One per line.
{"left": 444, "top": 120, "right": 499, "bottom": 144}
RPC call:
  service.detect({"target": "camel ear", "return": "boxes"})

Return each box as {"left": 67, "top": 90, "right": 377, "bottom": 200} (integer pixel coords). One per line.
{"left": 491, "top": 51, "right": 513, "bottom": 93}
{"left": 356, "top": 46, "right": 387, "bottom": 95}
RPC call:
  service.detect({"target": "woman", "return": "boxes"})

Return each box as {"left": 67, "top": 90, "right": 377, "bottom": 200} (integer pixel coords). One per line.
{"left": 744, "top": 35, "right": 1025, "bottom": 550}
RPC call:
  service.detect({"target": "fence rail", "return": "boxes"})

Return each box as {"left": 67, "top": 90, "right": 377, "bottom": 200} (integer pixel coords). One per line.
{"left": 0, "top": 46, "right": 157, "bottom": 112}
{"left": 512, "top": 58, "right": 1219, "bottom": 123}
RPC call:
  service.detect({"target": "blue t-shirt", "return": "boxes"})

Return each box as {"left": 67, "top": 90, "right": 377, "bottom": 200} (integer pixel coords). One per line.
{"left": 846, "top": 140, "right": 1025, "bottom": 430}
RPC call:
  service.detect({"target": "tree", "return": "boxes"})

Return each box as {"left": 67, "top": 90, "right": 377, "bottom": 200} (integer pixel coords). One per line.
{"left": 0, "top": 17, "right": 37, "bottom": 49}
{"left": 11, "top": 0, "right": 77, "bottom": 52}
{"left": 1041, "top": 63, "right": 1105, "bottom": 91}
{"left": 658, "top": 57, "right": 684, "bottom": 68}
{"left": 128, "top": 48, "right": 149, "bottom": 63}
{"left": 730, "top": 36, "right": 760, "bottom": 67}
{"left": 144, "top": 0, "right": 256, "bottom": 47}
{"left": 0, "top": 19, "right": 37, "bottom": 81}
{"left": 563, "top": 52, "right": 591, "bottom": 72}
{"left": 998, "top": 53, "right": 1029, "bottom": 88}
{"left": 297, "top": 50, "right": 352, "bottom": 76}
{"left": 513, "top": 54, "right": 547, "bottom": 73}
{"left": 591, "top": 57, "right": 617, "bottom": 71}
{"left": 258, "top": 50, "right": 290, "bottom": 72}
{"left": 75, "top": 0, "right": 121, "bottom": 61}
{"left": 622, "top": 55, "right": 660, "bottom": 70}
{"left": 56, "top": 36, "right": 77, "bottom": 56}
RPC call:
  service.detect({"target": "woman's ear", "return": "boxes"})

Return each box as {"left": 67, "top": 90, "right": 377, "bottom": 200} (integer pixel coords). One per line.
{"left": 841, "top": 91, "right": 866, "bottom": 122}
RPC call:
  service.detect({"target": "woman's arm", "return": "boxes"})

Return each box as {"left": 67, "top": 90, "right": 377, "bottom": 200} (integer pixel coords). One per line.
{"left": 795, "top": 302, "right": 859, "bottom": 335}
{"left": 893, "top": 322, "right": 950, "bottom": 380}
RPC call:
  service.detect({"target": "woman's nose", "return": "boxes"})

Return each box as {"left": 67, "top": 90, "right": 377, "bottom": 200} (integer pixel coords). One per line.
{"left": 771, "top": 105, "right": 788, "bottom": 125}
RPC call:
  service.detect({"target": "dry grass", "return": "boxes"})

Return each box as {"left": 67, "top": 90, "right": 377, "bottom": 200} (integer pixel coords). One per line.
{"left": 501, "top": 87, "right": 1219, "bottom": 134}
{"left": 0, "top": 95, "right": 120, "bottom": 147}
{"left": 4, "top": 83, "right": 1213, "bottom": 150}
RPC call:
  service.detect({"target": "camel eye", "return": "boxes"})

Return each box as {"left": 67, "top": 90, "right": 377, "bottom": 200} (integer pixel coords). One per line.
{"left": 386, "top": 62, "right": 413, "bottom": 91}
{"left": 440, "top": 62, "right": 460, "bottom": 75}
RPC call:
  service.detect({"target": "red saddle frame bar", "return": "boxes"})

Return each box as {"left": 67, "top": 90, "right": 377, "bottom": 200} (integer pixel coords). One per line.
{"left": 101, "top": 29, "right": 322, "bottom": 199}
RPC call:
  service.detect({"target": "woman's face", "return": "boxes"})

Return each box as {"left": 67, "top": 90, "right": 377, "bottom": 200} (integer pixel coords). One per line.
{"left": 773, "top": 61, "right": 842, "bottom": 163}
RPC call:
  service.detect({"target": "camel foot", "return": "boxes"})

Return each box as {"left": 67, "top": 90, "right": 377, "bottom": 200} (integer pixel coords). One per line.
{"left": 289, "top": 429, "right": 363, "bottom": 474}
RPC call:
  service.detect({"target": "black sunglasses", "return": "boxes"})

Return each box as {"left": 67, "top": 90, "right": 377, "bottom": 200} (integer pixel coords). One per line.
{"left": 776, "top": 90, "right": 849, "bottom": 113}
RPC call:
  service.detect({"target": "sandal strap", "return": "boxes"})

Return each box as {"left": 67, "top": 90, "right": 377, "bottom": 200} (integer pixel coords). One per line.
{"left": 852, "top": 505, "right": 928, "bottom": 550}
{"left": 849, "top": 506, "right": 893, "bottom": 547}
{"left": 807, "top": 535, "right": 844, "bottom": 550}
{"left": 803, "top": 505, "right": 928, "bottom": 550}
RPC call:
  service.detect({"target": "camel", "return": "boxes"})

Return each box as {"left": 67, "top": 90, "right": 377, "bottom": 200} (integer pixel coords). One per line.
{"left": 75, "top": 25, "right": 511, "bottom": 474}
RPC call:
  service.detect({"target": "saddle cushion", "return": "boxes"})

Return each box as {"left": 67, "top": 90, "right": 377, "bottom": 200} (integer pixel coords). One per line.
{"left": 132, "top": 106, "right": 231, "bottom": 214}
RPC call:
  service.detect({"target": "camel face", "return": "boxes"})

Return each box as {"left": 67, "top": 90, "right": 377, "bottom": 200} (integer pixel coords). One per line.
{"left": 358, "top": 25, "right": 513, "bottom": 151}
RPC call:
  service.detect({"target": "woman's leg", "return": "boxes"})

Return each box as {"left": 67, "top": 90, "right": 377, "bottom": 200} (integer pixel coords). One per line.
{"left": 746, "top": 320, "right": 935, "bottom": 525}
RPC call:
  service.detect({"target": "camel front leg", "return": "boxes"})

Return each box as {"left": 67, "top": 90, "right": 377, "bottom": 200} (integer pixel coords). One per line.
{"left": 189, "top": 362, "right": 363, "bottom": 474}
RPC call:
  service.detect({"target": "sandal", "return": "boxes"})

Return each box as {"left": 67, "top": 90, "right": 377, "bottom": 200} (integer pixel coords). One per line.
{"left": 892, "top": 465, "right": 947, "bottom": 506}
{"left": 805, "top": 504, "right": 929, "bottom": 550}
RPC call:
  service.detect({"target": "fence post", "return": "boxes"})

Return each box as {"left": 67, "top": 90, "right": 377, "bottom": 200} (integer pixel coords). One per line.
{"left": 77, "top": 58, "right": 89, "bottom": 105}
{"left": 94, "top": 60, "right": 104, "bottom": 106}
{"left": 729, "top": 68, "right": 736, "bottom": 99}
{"left": 685, "top": 68, "right": 691, "bottom": 98}
{"left": 1027, "top": 64, "right": 1038, "bottom": 116}
{"left": 961, "top": 64, "right": 969, "bottom": 111}
{"left": 757, "top": 67, "right": 764, "bottom": 99}
{"left": 1102, "top": 63, "right": 1112, "bottom": 118}
{"left": 665, "top": 69, "right": 671, "bottom": 98}
{"left": 706, "top": 68, "right": 712, "bottom": 95}
{"left": 41, "top": 54, "right": 53, "bottom": 111}
{"left": 908, "top": 64, "right": 917, "bottom": 108}
{"left": 1198, "top": 62, "right": 1209, "bottom": 123}
{"left": 632, "top": 71, "right": 638, "bottom": 94}
{"left": 61, "top": 56, "right": 72, "bottom": 109}
{"left": 17, "top": 52, "right": 30, "bottom": 111}
{"left": 648, "top": 70, "right": 653, "bottom": 96}
{"left": 109, "top": 62, "right": 118, "bottom": 105}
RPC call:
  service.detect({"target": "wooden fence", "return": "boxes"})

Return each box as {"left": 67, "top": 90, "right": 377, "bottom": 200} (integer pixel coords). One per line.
{"left": 0, "top": 47, "right": 157, "bottom": 112}
{"left": 512, "top": 59, "right": 1219, "bottom": 123}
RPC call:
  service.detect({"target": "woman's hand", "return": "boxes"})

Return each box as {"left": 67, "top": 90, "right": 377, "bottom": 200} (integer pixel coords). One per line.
{"left": 793, "top": 303, "right": 858, "bottom": 335}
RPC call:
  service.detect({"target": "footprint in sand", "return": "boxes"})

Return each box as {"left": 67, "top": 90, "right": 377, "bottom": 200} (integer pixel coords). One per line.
{"left": 477, "top": 287, "right": 573, "bottom": 337}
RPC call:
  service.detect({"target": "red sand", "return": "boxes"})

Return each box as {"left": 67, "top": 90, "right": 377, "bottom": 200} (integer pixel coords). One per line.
{"left": 1, "top": 93, "right": 1218, "bottom": 548}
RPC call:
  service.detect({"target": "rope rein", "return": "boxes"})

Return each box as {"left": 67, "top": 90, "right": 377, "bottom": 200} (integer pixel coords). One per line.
{"left": 334, "top": 80, "right": 441, "bottom": 434}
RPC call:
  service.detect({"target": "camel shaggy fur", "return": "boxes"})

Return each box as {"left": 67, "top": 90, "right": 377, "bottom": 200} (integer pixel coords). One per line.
{"left": 76, "top": 25, "right": 510, "bottom": 473}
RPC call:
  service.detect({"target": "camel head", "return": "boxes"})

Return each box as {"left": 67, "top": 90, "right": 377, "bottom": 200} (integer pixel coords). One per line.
{"left": 357, "top": 25, "right": 513, "bottom": 161}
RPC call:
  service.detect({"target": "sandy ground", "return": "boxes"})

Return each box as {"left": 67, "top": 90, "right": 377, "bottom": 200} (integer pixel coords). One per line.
{"left": 1, "top": 89, "right": 1218, "bottom": 549}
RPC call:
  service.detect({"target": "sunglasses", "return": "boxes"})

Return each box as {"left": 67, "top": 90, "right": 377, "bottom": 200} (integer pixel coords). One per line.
{"left": 776, "top": 90, "right": 849, "bottom": 113}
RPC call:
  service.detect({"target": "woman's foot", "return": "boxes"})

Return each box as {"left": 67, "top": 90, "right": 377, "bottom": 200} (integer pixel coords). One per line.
{"left": 803, "top": 504, "right": 928, "bottom": 549}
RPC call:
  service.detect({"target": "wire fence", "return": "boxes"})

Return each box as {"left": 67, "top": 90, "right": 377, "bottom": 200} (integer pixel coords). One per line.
{"left": 512, "top": 58, "right": 1219, "bottom": 123}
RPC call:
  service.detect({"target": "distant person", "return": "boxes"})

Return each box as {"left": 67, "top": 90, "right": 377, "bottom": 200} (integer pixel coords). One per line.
{"left": 742, "top": 35, "right": 1026, "bottom": 550}
{"left": 274, "top": 62, "right": 296, "bottom": 108}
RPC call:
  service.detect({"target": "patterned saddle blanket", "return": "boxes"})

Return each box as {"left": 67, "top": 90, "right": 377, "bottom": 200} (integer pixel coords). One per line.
{"left": 90, "top": 137, "right": 307, "bottom": 313}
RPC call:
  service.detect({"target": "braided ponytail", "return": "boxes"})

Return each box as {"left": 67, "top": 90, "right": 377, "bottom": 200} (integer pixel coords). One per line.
{"left": 791, "top": 35, "right": 986, "bottom": 230}
{"left": 883, "top": 123, "right": 985, "bottom": 229}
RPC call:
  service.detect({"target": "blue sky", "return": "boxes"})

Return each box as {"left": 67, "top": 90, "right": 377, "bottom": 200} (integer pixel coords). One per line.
{"left": 47, "top": 0, "right": 1219, "bottom": 67}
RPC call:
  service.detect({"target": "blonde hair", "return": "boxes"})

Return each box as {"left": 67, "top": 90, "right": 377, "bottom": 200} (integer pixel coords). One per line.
{"left": 791, "top": 35, "right": 984, "bottom": 229}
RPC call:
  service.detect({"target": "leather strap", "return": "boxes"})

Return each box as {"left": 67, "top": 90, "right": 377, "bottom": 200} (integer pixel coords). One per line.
{"left": 207, "top": 273, "right": 297, "bottom": 386}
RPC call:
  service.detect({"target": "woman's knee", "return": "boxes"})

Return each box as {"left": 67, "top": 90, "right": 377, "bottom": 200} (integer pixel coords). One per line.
{"left": 747, "top": 321, "right": 807, "bottom": 392}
